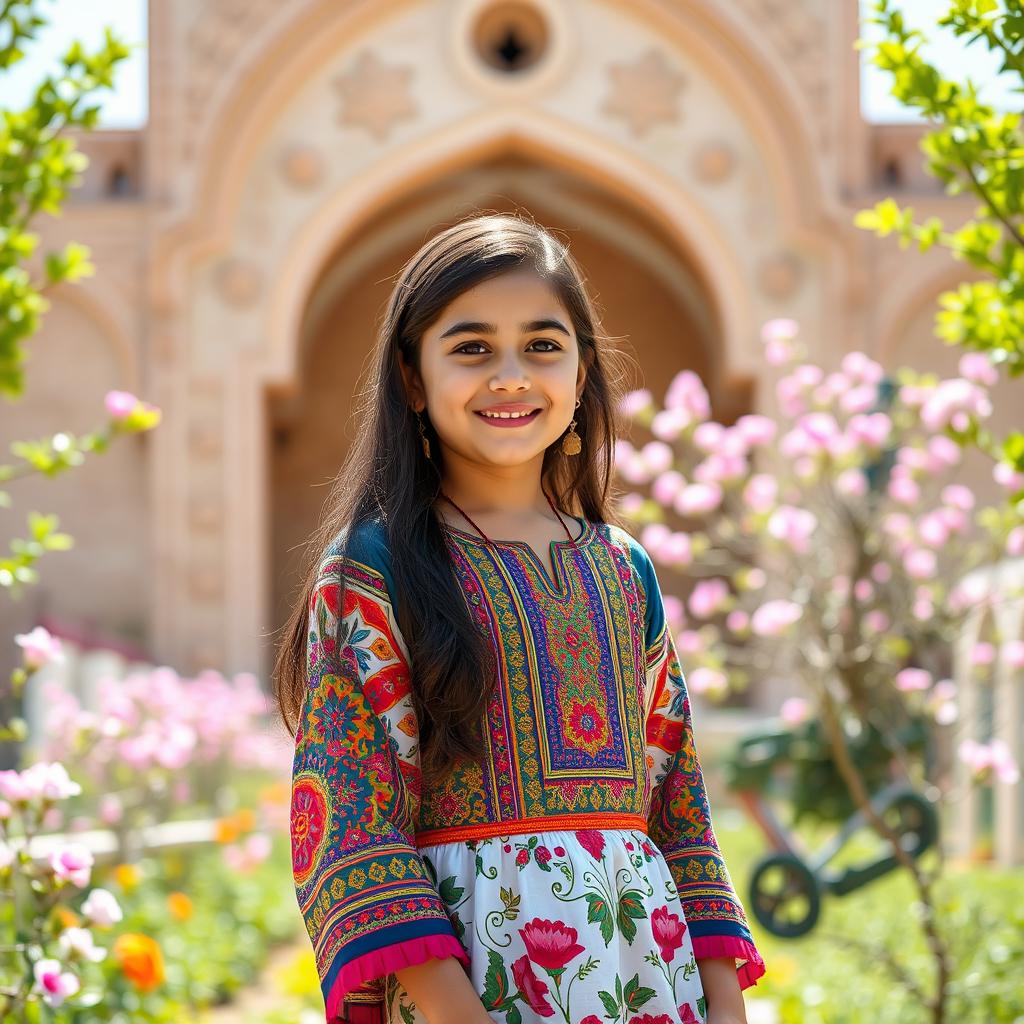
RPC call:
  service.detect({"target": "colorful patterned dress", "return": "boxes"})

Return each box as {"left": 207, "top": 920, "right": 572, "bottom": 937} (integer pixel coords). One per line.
{"left": 290, "top": 515, "right": 764, "bottom": 1024}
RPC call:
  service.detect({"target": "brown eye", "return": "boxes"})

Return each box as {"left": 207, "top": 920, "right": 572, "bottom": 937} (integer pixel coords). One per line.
{"left": 530, "top": 339, "right": 561, "bottom": 352}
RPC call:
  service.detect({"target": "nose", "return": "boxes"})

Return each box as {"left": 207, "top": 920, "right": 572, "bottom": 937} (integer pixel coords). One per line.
{"left": 489, "top": 352, "right": 530, "bottom": 391}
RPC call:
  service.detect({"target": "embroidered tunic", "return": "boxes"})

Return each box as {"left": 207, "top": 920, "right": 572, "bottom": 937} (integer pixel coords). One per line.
{"left": 290, "top": 515, "right": 764, "bottom": 1024}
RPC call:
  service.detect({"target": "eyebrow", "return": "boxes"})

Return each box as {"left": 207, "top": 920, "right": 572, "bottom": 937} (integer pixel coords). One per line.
{"left": 438, "top": 318, "right": 572, "bottom": 340}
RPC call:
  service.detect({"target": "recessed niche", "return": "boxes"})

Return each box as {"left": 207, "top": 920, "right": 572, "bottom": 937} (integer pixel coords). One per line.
{"left": 472, "top": 2, "right": 549, "bottom": 74}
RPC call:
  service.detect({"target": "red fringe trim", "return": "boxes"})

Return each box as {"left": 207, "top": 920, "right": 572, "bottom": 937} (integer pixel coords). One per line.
{"left": 692, "top": 935, "right": 767, "bottom": 991}
{"left": 324, "top": 934, "right": 470, "bottom": 1021}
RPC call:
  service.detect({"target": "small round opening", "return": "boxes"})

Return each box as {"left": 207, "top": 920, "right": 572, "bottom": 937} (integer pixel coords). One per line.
{"left": 472, "top": 2, "right": 549, "bottom": 75}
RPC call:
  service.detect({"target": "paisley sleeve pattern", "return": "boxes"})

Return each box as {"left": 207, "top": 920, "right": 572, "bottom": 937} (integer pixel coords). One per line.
{"left": 290, "top": 525, "right": 469, "bottom": 1021}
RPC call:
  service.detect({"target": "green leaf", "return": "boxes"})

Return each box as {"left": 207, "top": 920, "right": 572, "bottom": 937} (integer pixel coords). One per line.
{"left": 585, "top": 891, "right": 614, "bottom": 946}
{"left": 598, "top": 989, "right": 620, "bottom": 1020}
{"left": 438, "top": 876, "right": 464, "bottom": 905}
{"left": 482, "top": 949, "right": 510, "bottom": 1009}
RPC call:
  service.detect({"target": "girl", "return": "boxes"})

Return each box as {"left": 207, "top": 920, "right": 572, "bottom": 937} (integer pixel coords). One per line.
{"left": 275, "top": 213, "right": 764, "bottom": 1024}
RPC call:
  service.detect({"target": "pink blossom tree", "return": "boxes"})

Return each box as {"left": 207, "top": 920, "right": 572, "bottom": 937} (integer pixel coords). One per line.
{"left": 615, "top": 318, "right": 1023, "bottom": 1024}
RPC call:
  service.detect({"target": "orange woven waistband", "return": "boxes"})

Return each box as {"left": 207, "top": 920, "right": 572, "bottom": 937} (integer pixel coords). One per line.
{"left": 415, "top": 812, "right": 649, "bottom": 848}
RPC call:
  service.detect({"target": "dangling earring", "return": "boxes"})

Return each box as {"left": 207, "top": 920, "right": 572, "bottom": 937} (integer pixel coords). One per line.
{"left": 561, "top": 397, "right": 582, "bottom": 456}
{"left": 416, "top": 409, "right": 431, "bottom": 459}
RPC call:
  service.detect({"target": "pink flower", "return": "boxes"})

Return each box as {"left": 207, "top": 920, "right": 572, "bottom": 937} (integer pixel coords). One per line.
{"left": 780, "top": 697, "right": 810, "bottom": 726}
{"left": 534, "top": 846, "right": 552, "bottom": 866}
{"left": 994, "top": 461, "right": 1024, "bottom": 492}
{"left": 33, "top": 959, "right": 80, "bottom": 1008}
{"left": 14, "top": 626, "right": 64, "bottom": 670}
{"left": 836, "top": 469, "right": 867, "bottom": 498}
{"left": 1004, "top": 641, "right": 1024, "bottom": 671}
{"left": 631, "top": 1015, "right": 674, "bottom": 1024}
{"left": 651, "top": 905, "right": 687, "bottom": 963}
{"left": 920, "top": 378, "right": 992, "bottom": 432}
{"left": 674, "top": 482, "right": 722, "bottom": 516}
{"left": 888, "top": 476, "right": 920, "bottom": 506}
{"left": 750, "top": 600, "right": 802, "bottom": 638}
{"left": 971, "top": 642, "right": 996, "bottom": 667}
{"left": 581, "top": 1017, "right": 603, "bottom": 1024}
{"left": 959, "top": 739, "right": 1020, "bottom": 784}
{"left": 619, "top": 389, "right": 654, "bottom": 418}
{"left": 678, "top": 1004, "right": 700, "bottom": 1023}
{"left": 927, "top": 434, "right": 961, "bottom": 470}
{"left": 58, "top": 927, "right": 107, "bottom": 963}
{"left": 896, "top": 668, "right": 932, "bottom": 692}
{"left": 516, "top": 849, "right": 530, "bottom": 867}
{"left": 941, "top": 484, "right": 975, "bottom": 512}
{"left": 104, "top": 390, "right": 139, "bottom": 419}
{"left": 958, "top": 351, "right": 998, "bottom": 387}
{"left": 81, "top": 888, "right": 123, "bottom": 927}
{"left": 575, "top": 830, "right": 605, "bottom": 861}
{"left": 688, "top": 578, "right": 729, "bottom": 619}
{"left": 519, "top": 918, "right": 585, "bottom": 972}
{"left": 767, "top": 506, "right": 817, "bottom": 554}
{"left": 687, "top": 668, "right": 728, "bottom": 697}
{"left": 651, "top": 470, "right": 685, "bottom": 505}
{"left": 511, "top": 955, "right": 555, "bottom": 1016}
{"left": 28, "top": 762, "right": 81, "bottom": 801}
{"left": 847, "top": 412, "right": 892, "bottom": 449}
{"left": 743, "top": 474, "right": 777, "bottom": 513}
{"left": 761, "top": 318, "right": 799, "bottom": 344}
{"left": 904, "top": 549, "right": 937, "bottom": 581}
{"left": 50, "top": 844, "right": 93, "bottom": 888}
{"left": 734, "top": 414, "right": 776, "bottom": 447}
{"left": 651, "top": 407, "right": 691, "bottom": 441}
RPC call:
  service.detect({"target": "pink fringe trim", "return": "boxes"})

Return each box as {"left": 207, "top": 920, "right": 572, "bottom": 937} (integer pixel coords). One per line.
{"left": 324, "top": 934, "right": 470, "bottom": 1021}
{"left": 692, "top": 935, "right": 766, "bottom": 991}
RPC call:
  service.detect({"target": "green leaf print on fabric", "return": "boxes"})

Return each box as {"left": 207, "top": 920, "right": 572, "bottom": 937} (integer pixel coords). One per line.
{"left": 483, "top": 948, "right": 513, "bottom": 1010}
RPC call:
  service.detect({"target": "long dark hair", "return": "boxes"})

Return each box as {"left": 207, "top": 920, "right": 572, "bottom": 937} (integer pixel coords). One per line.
{"left": 273, "top": 211, "right": 631, "bottom": 785}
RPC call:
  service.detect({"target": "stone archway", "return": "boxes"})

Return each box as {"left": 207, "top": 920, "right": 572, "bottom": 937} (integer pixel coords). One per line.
{"left": 147, "top": 0, "right": 853, "bottom": 677}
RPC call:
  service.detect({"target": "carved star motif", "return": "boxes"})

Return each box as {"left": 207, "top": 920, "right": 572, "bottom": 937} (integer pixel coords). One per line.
{"left": 602, "top": 49, "right": 686, "bottom": 138}
{"left": 333, "top": 50, "right": 418, "bottom": 142}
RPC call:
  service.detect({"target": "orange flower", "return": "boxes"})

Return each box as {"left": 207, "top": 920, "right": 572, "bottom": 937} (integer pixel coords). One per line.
{"left": 233, "top": 808, "right": 256, "bottom": 833}
{"left": 214, "top": 817, "right": 240, "bottom": 844}
{"left": 259, "top": 781, "right": 289, "bottom": 805}
{"left": 55, "top": 906, "right": 81, "bottom": 929}
{"left": 112, "top": 933, "right": 165, "bottom": 992}
{"left": 167, "top": 891, "right": 193, "bottom": 921}
{"left": 113, "top": 863, "right": 141, "bottom": 890}
{"left": 214, "top": 808, "right": 256, "bottom": 843}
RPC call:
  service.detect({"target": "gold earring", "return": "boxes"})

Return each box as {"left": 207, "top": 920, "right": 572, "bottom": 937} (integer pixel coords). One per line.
{"left": 561, "top": 397, "right": 582, "bottom": 456}
{"left": 416, "top": 409, "right": 431, "bottom": 459}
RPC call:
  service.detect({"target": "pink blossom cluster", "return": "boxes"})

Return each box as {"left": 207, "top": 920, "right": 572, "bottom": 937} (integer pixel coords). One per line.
{"left": 613, "top": 316, "right": 1022, "bottom": 777}
{"left": 37, "top": 665, "right": 291, "bottom": 799}
{"left": 0, "top": 754, "right": 125, "bottom": 1010}
{"left": 958, "top": 738, "right": 1020, "bottom": 785}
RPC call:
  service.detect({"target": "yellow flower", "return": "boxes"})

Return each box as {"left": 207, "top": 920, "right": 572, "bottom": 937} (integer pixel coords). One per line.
{"left": 113, "top": 863, "right": 142, "bottom": 890}
{"left": 113, "top": 933, "right": 165, "bottom": 992}
{"left": 167, "top": 891, "right": 193, "bottom": 921}
{"left": 272, "top": 948, "right": 321, "bottom": 999}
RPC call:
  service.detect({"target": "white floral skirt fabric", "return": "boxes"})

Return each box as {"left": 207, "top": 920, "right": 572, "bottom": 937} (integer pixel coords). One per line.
{"left": 383, "top": 828, "right": 707, "bottom": 1024}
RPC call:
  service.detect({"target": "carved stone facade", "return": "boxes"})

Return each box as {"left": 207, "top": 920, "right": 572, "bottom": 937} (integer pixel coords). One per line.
{"left": 6, "top": 0, "right": 1018, "bottom": 693}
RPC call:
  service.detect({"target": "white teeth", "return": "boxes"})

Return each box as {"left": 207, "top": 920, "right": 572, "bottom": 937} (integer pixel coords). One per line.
{"left": 480, "top": 409, "right": 535, "bottom": 419}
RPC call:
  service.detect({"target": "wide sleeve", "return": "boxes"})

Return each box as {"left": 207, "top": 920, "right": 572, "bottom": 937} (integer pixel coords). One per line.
{"left": 290, "top": 525, "right": 470, "bottom": 1022}
{"left": 631, "top": 537, "right": 765, "bottom": 990}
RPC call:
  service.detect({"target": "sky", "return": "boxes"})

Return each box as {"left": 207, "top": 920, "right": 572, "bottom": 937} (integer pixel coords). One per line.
{"left": 0, "top": 0, "right": 1019, "bottom": 129}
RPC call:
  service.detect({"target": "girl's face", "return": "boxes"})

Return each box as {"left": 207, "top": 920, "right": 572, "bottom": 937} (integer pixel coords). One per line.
{"left": 403, "top": 269, "right": 586, "bottom": 473}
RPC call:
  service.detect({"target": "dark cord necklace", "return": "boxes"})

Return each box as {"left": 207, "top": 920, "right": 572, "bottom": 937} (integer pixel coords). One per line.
{"left": 438, "top": 488, "right": 579, "bottom": 548}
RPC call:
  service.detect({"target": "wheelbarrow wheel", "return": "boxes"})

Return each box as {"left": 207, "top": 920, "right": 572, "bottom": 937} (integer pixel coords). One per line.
{"left": 749, "top": 852, "right": 822, "bottom": 938}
